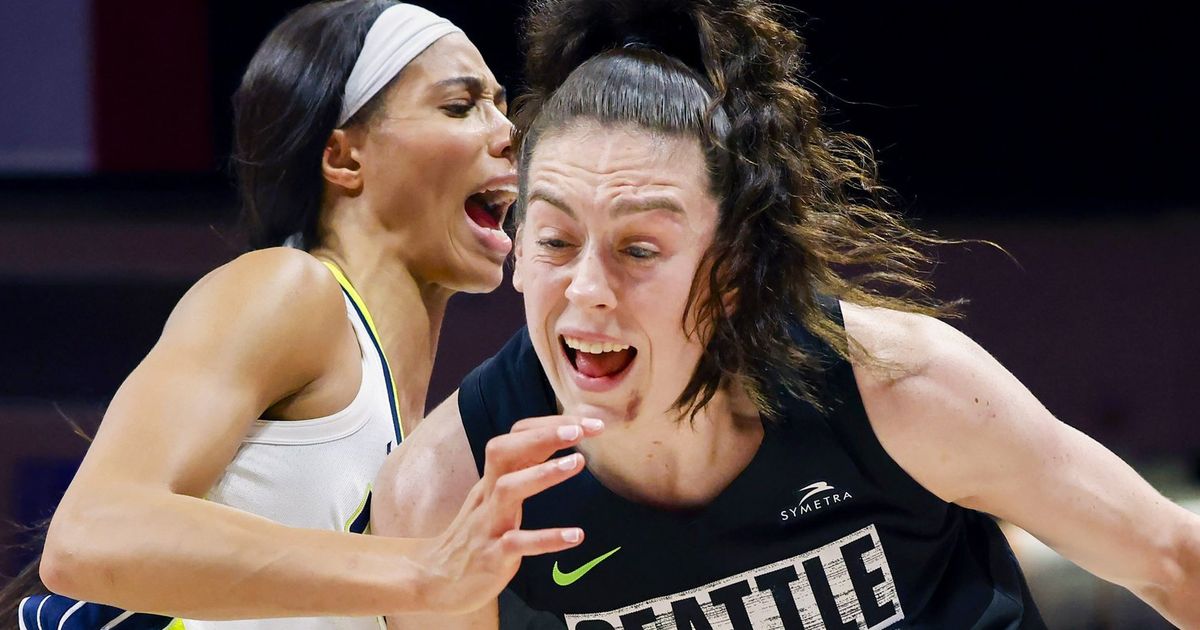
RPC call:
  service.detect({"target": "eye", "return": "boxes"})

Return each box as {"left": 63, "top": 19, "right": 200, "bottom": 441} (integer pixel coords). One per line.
{"left": 441, "top": 102, "right": 474, "bottom": 117}
{"left": 536, "top": 238, "right": 573, "bottom": 250}
{"left": 623, "top": 245, "right": 659, "bottom": 260}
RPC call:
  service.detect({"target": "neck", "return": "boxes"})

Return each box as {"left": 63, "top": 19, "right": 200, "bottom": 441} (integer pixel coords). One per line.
{"left": 578, "top": 386, "right": 763, "bottom": 510}
{"left": 310, "top": 232, "right": 453, "bottom": 433}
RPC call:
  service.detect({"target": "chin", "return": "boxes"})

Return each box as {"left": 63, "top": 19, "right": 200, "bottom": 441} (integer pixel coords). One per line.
{"left": 444, "top": 260, "right": 505, "bottom": 294}
{"left": 559, "top": 393, "right": 643, "bottom": 424}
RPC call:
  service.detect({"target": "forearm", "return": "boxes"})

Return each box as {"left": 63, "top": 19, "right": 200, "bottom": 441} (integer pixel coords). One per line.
{"left": 388, "top": 599, "right": 498, "bottom": 630}
{"left": 1142, "top": 583, "right": 1200, "bottom": 630}
{"left": 1135, "top": 511, "right": 1200, "bottom": 629}
{"left": 43, "top": 487, "right": 436, "bottom": 619}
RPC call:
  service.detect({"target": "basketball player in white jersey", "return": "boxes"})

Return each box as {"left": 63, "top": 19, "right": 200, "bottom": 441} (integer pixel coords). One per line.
{"left": 12, "top": 2, "right": 602, "bottom": 629}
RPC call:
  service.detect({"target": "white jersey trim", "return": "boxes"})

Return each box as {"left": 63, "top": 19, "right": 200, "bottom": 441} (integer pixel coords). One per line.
{"left": 242, "top": 293, "right": 378, "bottom": 446}
{"left": 98, "top": 612, "right": 135, "bottom": 630}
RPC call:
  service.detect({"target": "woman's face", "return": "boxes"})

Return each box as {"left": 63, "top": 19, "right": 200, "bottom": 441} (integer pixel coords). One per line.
{"left": 357, "top": 33, "right": 515, "bottom": 293}
{"left": 514, "top": 123, "right": 720, "bottom": 424}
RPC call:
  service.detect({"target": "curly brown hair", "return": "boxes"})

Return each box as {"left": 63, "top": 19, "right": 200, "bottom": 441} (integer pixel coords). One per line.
{"left": 513, "top": 0, "right": 959, "bottom": 419}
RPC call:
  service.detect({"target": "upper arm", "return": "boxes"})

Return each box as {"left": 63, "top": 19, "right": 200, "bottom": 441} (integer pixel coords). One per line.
{"left": 58, "top": 249, "right": 348, "bottom": 501}
{"left": 375, "top": 393, "right": 498, "bottom": 630}
{"left": 374, "top": 392, "right": 481, "bottom": 538}
{"left": 844, "top": 302, "right": 1197, "bottom": 594}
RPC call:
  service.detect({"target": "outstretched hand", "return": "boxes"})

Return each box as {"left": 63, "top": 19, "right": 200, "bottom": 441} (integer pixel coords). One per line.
{"left": 420, "top": 415, "right": 603, "bottom": 614}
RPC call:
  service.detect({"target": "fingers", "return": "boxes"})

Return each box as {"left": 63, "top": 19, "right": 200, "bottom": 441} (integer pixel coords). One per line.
{"left": 481, "top": 418, "right": 602, "bottom": 482}
{"left": 468, "top": 417, "right": 600, "bottom": 569}
{"left": 511, "top": 415, "right": 605, "bottom": 436}
{"left": 499, "top": 526, "right": 585, "bottom": 557}
{"left": 491, "top": 453, "right": 585, "bottom": 519}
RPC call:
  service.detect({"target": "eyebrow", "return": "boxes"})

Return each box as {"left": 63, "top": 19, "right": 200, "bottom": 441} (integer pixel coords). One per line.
{"left": 434, "top": 75, "right": 507, "bottom": 104}
{"left": 527, "top": 189, "right": 684, "bottom": 219}
{"left": 528, "top": 190, "right": 576, "bottom": 219}
{"left": 611, "top": 196, "right": 685, "bottom": 217}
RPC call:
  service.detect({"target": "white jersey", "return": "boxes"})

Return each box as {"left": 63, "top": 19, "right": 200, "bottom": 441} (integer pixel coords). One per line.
{"left": 18, "top": 264, "right": 405, "bottom": 630}
{"left": 181, "top": 263, "right": 402, "bottom": 630}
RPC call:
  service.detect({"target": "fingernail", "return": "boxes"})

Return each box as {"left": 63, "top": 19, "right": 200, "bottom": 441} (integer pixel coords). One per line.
{"left": 581, "top": 418, "right": 604, "bottom": 431}
{"left": 557, "top": 454, "right": 579, "bottom": 470}
{"left": 557, "top": 425, "right": 582, "bottom": 440}
{"left": 562, "top": 528, "right": 582, "bottom": 543}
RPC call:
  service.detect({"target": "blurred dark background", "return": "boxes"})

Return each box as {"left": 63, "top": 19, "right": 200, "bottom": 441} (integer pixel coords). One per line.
{"left": 1, "top": 1, "right": 1196, "bottom": 625}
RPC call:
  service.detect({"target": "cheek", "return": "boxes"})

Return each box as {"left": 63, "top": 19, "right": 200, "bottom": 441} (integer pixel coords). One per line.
{"left": 376, "top": 127, "right": 480, "bottom": 195}
{"left": 404, "top": 132, "right": 477, "bottom": 184}
{"left": 422, "top": 126, "right": 480, "bottom": 160}
{"left": 634, "top": 258, "right": 699, "bottom": 325}
{"left": 638, "top": 259, "right": 707, "bottom": 373}
{"left": 518, "top": 263, "right": 562, "bottom": 320}
{"left": 522, "top": 278, "right": 569, "bottom": 377}
{"left": 646, "top": 304, "right": 701, "bottom": 363}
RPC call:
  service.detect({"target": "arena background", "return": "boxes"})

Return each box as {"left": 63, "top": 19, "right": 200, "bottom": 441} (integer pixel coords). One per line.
{"left": 1, "top": 1, "right": 1196, "bottom": 626}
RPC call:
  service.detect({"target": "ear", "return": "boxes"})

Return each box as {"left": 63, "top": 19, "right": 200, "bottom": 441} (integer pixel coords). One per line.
{"left": 322, "top": 129, "right": 363, "bottom": 192}
{"left": 511, "top": 225, "right": 525, "bottom": 293}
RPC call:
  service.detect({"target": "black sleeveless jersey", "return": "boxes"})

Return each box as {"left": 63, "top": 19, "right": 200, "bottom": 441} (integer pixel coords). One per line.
{"left": 460, "top": 313, "right": 1045, "bottom": 630}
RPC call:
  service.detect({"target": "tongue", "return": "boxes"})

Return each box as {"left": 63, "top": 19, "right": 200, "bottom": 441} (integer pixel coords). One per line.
{"left": 574, "top": 349, "right": 634, "bottom": 378}
{"left": 465, "top": 198, "right": 498, "bottom": 229}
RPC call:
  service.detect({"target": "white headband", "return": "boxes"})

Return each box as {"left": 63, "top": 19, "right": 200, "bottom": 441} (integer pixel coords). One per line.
{"left": 338, "top": 3, "right": 463, "bottom": 126}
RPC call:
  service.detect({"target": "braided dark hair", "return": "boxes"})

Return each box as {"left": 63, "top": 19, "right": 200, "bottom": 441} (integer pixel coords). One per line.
{"left": 514, "top": 0, "right": 958, "bottom": 418}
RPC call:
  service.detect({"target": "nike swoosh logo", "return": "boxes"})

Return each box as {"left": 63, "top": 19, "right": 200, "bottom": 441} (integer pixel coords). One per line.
{"left": 552, "top": 546, "right": 622, "bottom": 586}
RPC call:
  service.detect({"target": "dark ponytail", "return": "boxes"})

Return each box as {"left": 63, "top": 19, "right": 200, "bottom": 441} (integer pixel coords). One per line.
{"left": 233, "top": 0, "right": 396, "bottom": 251}
{"left": 514, "top": 0, "right": 958, "bottom": 419}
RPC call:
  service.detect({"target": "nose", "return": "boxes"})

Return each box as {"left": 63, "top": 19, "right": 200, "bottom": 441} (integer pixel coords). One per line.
{"left": 565, "top": 248, "right": 617, "bottom": 311}
{"left": 487, "top": 106, "right": 514, "bottom": 162}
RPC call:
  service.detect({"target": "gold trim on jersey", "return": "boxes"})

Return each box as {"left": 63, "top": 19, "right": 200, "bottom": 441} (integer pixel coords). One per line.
{"left": 345, "top": 483, "right": 374, "bottom": 535}
{"left": 319, "top": 260, "right": 406, "bottom": 442}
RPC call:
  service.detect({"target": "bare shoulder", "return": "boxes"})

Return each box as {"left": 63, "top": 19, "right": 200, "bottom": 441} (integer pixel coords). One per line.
{"left": 373, "top": 392, "right": 480, "bottom": 538}
{"left": 169, "top": 248, "right": 344, "bottom": 350}
{"left": 181, "top": 247, "right": 343, "bottom": 326}
{"left": 839, "top": 301, "right": 969, "bottom": 379}
{"left": 839, "top": 301, "right": 1026, "bottom": 504}
{"left": 152, "top": 248, "right": 351, "bottom": 403}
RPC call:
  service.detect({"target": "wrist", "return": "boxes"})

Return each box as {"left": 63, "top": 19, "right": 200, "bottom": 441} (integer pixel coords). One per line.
{"left": 406, "top": 536, "right": 452, "bottom": 614}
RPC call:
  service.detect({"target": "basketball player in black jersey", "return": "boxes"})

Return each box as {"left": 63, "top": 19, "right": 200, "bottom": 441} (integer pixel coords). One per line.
{"left": 375, "top": 0, "right": 1200, "bottom": 628}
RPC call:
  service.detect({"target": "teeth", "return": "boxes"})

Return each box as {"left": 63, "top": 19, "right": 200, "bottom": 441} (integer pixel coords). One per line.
{"left": 474, "top": 185, "right": 518, "bottom": 206}
{"left": 563, "top": 336, "right": 630, "bottom": 354}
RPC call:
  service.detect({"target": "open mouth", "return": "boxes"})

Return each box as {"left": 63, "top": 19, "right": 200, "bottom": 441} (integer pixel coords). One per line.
{"left": 560, "top": 335, "right": 638, "bottom": 379}
{"left": 465, "top": 185, "right": 516, "bottom": 231}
